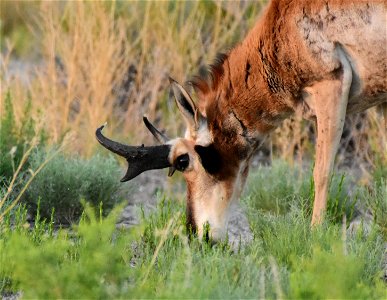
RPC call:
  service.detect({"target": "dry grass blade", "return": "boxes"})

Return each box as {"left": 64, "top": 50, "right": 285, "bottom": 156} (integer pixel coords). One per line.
{"left": 269, "top": 256, "right": 284, "bottom": 300}
{"left": 259, "top": 266, "right": 266, "bottom": 299}
{"left": 0, "top": 134, "right": 72, "bottom": 222}
{"left": 0, "top": 137, "right": 38, "bottom": 211}
{"left": 342, "top": 214, "right": 348, "bottom": 256}
{"left": 141, "top": 211, "right": 181, "bottom": 285}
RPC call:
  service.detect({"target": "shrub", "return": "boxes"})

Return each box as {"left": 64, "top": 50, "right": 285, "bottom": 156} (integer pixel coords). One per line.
{"left": 361, "top": 178, "right": 387, "bottom": 239}
{"left": 0, "top": 91, "right": 46, "bottom": 183}
{"left": 290, "top": 242, "right": 385, "bottom": 299}
{"left": 0, "top": 205, "right": 133, "bottom": 298}
{"left": 21, "top": 149, "right": 131, "bottom": 224}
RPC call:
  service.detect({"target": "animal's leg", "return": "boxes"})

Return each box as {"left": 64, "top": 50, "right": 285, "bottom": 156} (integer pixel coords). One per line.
{"left": 311, "top": 48, "right": 353, "bottom": 226}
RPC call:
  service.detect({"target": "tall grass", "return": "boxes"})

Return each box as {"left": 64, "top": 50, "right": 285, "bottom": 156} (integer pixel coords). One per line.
{"left": 1, "top": 1, "right": 385, "bottom": 178}
{"left": 1, "top": 1, "right": 264, "bottom": 156}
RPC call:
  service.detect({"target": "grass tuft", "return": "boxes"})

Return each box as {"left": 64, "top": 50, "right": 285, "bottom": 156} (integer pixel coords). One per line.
{"left": 21, "top": 149, "right": 132, "bottom": 225}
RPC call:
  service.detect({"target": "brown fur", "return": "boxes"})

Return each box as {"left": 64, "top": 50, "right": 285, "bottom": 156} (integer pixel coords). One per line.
{"left": 196, "top": 1, "right": 385, "bottom": 119}
{"left": 189, "top": 0, "right": 386, "bottom": 227}
{"left": 192, "top": 0, "right": 386, "bottom": 169}
{"left": 103, "top": 0, "right": 386, "bottom": 238}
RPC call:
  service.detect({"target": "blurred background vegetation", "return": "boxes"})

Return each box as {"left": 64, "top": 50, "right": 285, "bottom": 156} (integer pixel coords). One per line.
{"left": 0, "top": 0, "right": 267, "bottom": 222}
{"left": 1, "top": 0, "right": 385, "bottom": 183}
{"left": 1, "top": 0, "right": 385, "bottom": 174}
{"left": 0, "top": 1, "right": 264, "bottom": 155}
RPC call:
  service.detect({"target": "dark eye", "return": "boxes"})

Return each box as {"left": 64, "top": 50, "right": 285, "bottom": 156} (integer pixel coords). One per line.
{"left": 175, "top": 154, "right": 189, "bottom": 171}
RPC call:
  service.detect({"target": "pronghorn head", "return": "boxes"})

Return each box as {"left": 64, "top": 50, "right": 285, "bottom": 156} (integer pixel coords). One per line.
{"left": 96, "top": 77, "right": 257, "bottom": 241}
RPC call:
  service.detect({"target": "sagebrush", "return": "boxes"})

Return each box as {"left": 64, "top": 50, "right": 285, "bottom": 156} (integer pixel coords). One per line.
{"left": 21, "top": 149, "right": 131, "bottom": 224}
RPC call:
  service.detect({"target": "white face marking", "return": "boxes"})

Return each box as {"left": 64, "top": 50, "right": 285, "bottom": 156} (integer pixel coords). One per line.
{"left": 168, "top": 119, "right": 253, "bottom": 242}
{"left": 193, "top": 183, "right": 230, "bottom": 240}
{"left": 195, "top": 122, "right": 212, "bottom": 145}
{"left": 167, "top": 138, "right": 187, "bottom": 163}
{"left": 188, "top": 158, "right": 250, "bottom": 242}
{"left": 184, "top": 119, "right": 211, "bottom": 145}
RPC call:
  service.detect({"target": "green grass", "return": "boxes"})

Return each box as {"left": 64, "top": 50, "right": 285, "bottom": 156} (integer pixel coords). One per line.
{"left": 244, "top": 160, "right": 356, "bottom": 224}
{"left": 0, "top": 91, "right": 47, "bottom": 183}
{"left": 0, "top": 161, "right": 385, "bottom": 298}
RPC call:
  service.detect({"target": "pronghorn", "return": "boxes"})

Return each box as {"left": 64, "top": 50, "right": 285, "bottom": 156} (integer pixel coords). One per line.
{"left": 97, "top": 0, "right": 387, "bottom": 241}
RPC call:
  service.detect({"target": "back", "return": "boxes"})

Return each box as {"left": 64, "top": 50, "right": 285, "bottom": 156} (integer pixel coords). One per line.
{"left": 293, "top": 1, "right": 387, "bottom": 111}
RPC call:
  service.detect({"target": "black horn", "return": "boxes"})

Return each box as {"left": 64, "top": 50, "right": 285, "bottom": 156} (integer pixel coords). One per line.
{"left": 142, "top": 116, "right": 178, "bottom": 177}
{"left": 143, "top": 116, "right": 169, "bottom": 143}
{"left": 96, "top": 124, "right": 172, "bottom": 182}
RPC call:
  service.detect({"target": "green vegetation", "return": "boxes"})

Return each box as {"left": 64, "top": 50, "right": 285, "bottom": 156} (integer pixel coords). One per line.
{"left": 0, "top": 92, "right": 129, "bottom": 225}
{"left": 0, "top": 91, "right": 46, "bottom": 183}
{"left": 0, "top": 161, "right": 385, "bottom": 298}
{"left": 245, "top": 161, "right": 356, "bottom": 224}
{"left": 362, "top": 178, "right": 387, "bottom": 239}
{"left": 22, "top": 150, "right": 130, "bottom": 224}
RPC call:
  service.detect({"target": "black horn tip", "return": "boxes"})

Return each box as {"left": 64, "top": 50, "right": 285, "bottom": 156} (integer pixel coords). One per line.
{"left": 168, "top": 166, "right": 176, "bottom": 177}
{"left": 142, "top": 115, "right": 149, "bottom": 125}
{"left": 168, "top": 76, "right": 177, "bottom": 84}
{"left": 96, "top": 122, "right": 107, "bottom": 132}
{"left": 121, "top": 161, "right": 142, "bottom": 182}
{"left": 142, "top": 115, "right": 169, "bottom": 143}
{"left": 120, "top": 174, "right": 134, "bottom": 182}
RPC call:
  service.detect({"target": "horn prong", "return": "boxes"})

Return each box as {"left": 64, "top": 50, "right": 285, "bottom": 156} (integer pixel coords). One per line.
{"left": 143, "top": 116, "right": 169, "bottom": 143}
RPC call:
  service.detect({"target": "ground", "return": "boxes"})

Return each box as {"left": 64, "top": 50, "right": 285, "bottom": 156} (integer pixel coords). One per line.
{"left": 117, "top": 169, "right": 253, "bottom": 248}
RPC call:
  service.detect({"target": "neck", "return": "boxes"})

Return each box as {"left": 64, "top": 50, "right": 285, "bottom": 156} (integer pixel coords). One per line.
{"left": 211, "top": 9, "right": 300, "bottom": 141}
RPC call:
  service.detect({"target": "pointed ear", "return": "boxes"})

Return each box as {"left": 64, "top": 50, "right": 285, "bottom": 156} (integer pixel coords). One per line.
{"left": 189, "top": 77, "right": 210, "bottom": 118}
{"left": 169, "top": 77, "right": 201, "bottom": 133}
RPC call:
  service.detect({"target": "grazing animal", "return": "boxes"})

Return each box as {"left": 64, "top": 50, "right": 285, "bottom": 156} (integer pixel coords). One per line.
{"left": 97, "top": 0, "right": 387, "bottom": 240}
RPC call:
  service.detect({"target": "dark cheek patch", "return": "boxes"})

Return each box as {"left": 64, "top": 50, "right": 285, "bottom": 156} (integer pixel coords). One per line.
{"left": 194, "top": 144, "right": 222, "bottom": 175}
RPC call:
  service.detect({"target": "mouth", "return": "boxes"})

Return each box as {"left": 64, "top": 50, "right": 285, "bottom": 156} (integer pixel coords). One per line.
{"left": 186, "top": 209, "right": 197, "bottom": 237}
{"left": 196, "top": 223, "right": 226, "bottom": 243}
{"left": 186, "top": 212, "right": 226, "bottom": 243}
